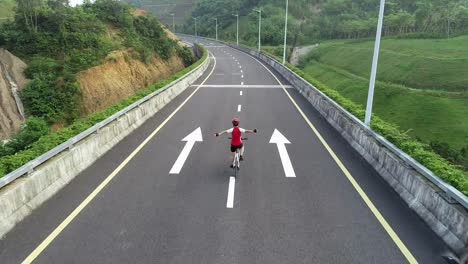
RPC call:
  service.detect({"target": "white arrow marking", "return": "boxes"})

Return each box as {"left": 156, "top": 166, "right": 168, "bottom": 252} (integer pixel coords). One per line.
{"left": 169, "top": 127, "right": 203, "bottom": 174}
{"left": 269, "top": 129, "right": 296, "bottom": 177}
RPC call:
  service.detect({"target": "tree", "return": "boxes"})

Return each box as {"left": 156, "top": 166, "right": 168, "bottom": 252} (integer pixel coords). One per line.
{"left": 15, "top": 0, "right": 47, "bottom": 33}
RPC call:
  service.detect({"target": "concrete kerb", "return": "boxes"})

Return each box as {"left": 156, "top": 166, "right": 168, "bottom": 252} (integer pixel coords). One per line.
{"left": 186, "top": 35, "right": 467, "bottom": 253}
{"left": 0, "top": 51, "right": 211, "bottom": 239}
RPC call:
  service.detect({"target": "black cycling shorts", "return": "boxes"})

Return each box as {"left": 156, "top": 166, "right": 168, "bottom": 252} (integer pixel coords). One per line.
{"left": 230, "top": 143, "right": 243, "bottom": 153}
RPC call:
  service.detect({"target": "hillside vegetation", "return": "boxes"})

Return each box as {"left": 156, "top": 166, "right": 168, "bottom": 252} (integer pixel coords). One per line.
{"left": 0, "top": 0, "right": 195, "bottom": 162}
{"left": 124, "top": 0, "right": 198, "bottom": 28}
{"left": 0, "top": 0, "right": 15, "bottom": 20}
{"left": 298, "top": 37, "right": 468, "bottom": 170}
{"left": 165, "top": 0, "right": 468, "bottom": 47}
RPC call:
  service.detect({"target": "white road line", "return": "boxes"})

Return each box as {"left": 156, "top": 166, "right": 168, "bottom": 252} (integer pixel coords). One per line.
{"left": 239, "top": 65, "right": 242, "bottom": 69}
{"left": 193, "top": 84, "right": 293, "bottom": 88}
{"left": 241, "top": 75, "right": 244, "bottom": 78}
{"left": 238, "top": 105, "right": 241, "bottom": 112}
{"left": 240, "top": 70, "right": 243, "bottom": 73}
{"left": 226, "top": 176, "right": 236, "bottom": 208}
{"left": 240, "top": 91, "right": 243, "bottom": 96}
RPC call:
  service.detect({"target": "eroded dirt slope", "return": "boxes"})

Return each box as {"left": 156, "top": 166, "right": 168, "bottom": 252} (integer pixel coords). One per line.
{"left": 77, "top": 50, "right": 184, "bottom": 115}
{"left": 0, "top": 49, "right": 27, "bottom": 140}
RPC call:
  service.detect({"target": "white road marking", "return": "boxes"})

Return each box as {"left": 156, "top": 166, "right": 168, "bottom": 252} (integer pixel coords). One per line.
{"left": 240, "top": 91, "right": 243, "bottom": 96}
{"left": 238, "top": 105, "right": 241, "bottom": 112}
{"left": 192, "top": 84, "right": 293, "bottom": 88}
{"left": 240, "top": 70, "right": 243, "bottom": 73}
{"left": 226, "top": 176, "right": 236, "bottom": 208}
{"left": 169, "top": 127, "right": 203, "bottom": 174}
{"left": 269, "top": 129, "right": 296, "bottom": 177}
{"left": 239, "top": 65, "right": 242, "bottom": 69}
{"left": 241, "top": 75, "right": 244, "bottom": 78}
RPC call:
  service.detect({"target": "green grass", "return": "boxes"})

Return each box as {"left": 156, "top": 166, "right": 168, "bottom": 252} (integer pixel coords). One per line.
{"left": 0, "top": 0, "right": 15, "bottom": 21}
{"left": 315, "top": 36, "right": 468, "bottom": 92}
{"left": 300, "top": 36, "right": 468, "bottom": 149}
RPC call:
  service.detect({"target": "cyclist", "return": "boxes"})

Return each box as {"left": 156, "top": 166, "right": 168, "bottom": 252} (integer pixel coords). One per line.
{"left": 214, "top": 118, "right": 257, "bottom": 165}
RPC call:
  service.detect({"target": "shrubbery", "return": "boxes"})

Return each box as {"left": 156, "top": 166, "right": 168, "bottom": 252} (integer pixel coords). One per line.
{"left": 0, "top": 117, "right": 49, "bottom": 157}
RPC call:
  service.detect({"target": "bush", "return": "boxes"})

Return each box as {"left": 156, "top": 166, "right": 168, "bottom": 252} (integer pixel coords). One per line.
{"left": 0, "top": 117, "right": 49, "bottom": 157}
{"left": 176, "top": 45, "right": 196, "bottom": 67}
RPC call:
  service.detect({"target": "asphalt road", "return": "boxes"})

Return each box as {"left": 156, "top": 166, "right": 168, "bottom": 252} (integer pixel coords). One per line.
{"left": 0, "top": 37, "right": 449, "bottom": 264}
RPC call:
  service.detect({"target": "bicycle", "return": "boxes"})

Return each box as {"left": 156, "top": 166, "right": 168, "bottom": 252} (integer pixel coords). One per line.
{"left": 229, "top": 137, "right": 247, "bottom": 178}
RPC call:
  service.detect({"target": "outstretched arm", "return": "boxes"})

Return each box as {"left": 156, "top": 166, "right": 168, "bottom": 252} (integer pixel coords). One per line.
{"left": 245, "top": 129, "right": 258, "bottom": 133}
{"left": 214, "top": 129, "right": 229, "bottom": 137}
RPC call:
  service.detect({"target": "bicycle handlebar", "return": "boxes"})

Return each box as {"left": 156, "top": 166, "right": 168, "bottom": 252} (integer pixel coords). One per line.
{"left": 228, "top": 137, "right": 248, "bottom": 140}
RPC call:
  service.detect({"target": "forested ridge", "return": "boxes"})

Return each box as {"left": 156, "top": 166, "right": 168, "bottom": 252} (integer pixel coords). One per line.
{"left": 175, "top": 0, "right": 468, "bottom": 45}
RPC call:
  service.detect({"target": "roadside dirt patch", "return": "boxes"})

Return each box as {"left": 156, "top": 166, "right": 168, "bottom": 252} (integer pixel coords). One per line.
{"left": 77, "top": 50, "right": 185, "bottom": 115}
{"left": 0, "top": 49, "right": 27, "bottom": 140}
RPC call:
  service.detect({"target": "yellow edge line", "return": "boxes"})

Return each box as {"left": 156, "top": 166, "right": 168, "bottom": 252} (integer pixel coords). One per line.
{"left": 22, "top": 53, "right": 217, "bottom": 264}
{"left": 244, "top": 52, "right": 418, "bottom": 264}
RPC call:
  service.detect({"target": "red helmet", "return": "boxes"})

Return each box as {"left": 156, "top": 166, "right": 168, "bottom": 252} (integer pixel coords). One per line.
{"left": 232, "top": 118, "right": 239, "bottom": 126}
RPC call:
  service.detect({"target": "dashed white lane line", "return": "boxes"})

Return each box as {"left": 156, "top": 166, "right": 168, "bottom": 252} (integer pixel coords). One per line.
{"left": 240, "top": 69, "right": 243, "bottom": 73}
{"left": 238, "top": 105, "right": 242, "bottom": 112}
{"left": 241, "top": 82, "right": 244, "bottom": 86}
{"left": 226, "top": 176, "right": 236, "bottom": 208}
{"left": 240, "top": 91, "right": 243, "bottom": 96}
{"left": 241, "top": 75, "right": 244, "bottom": 79}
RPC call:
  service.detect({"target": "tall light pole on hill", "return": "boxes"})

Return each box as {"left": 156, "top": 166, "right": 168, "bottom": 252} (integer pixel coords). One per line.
{"left": 170, "top": 13, "right": 175, "bottom": 33}
{"left": 253, "top": 8, "right": 262, "bottom": 52}
{"left": 193, "top": 17, "right": 198, "bottom": 37}
{"left": 365, "top": 0, "right": 386, "bottom": 126}
{"left": 282, "top": 0, "right": 288, "bottom": 65}
{"left": 232, "top": 14, "right": 239, "bottom": 45}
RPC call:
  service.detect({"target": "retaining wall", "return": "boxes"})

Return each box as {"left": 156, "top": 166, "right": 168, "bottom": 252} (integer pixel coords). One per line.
{"left": 0, "top": 50, "right": 210, "bottom": 238}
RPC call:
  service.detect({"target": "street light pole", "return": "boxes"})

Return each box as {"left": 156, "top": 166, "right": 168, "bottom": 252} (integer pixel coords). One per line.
{"left": 212, "top": 18, "right": 218, "bottom": 41}
{"left": 170, "top": 13, "right": 175, "bottom": 33}
{"left": 253, "top": 8, "right": 262, "bottom": 51}
{"left": 232, "top": 14, "right": 239, "bottom": 45}
{"left": 282, "top": 0, "right": 288, "bottom": 64}
{"left": 364, "top": 0, "right": 386, "bottom": 126}
{"left": 194, "top": 17, "right": 197, "bottom": 37}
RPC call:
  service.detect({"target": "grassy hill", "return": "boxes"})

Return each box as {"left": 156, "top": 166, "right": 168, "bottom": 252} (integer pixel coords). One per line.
{"left": 298, "top": 36, "right": 468, "bottom": 153}
{"left": 0, "top": 0, "right": 15, "bottom": 22}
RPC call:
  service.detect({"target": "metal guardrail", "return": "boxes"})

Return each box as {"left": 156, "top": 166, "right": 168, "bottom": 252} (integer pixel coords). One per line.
{"left": 0, "top": 48, "right": 208, "bottom": 189}
{"left": 181, "top": 34, "right": 468, "bottom": 209}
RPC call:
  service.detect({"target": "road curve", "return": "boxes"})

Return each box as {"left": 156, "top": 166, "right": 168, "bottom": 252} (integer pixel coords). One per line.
{"left": 0, "top": 37, "right": 449, "bottom": 264}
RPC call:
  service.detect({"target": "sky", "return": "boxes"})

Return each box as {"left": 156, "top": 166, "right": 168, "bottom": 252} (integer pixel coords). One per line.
{"left": 69, "top": 0, "right": 84, "bottom": 6}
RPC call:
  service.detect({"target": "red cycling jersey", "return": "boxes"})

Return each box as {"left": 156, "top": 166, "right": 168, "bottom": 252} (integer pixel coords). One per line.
{"left": 227, "top": 127, "right": 246, "bottom": 146}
